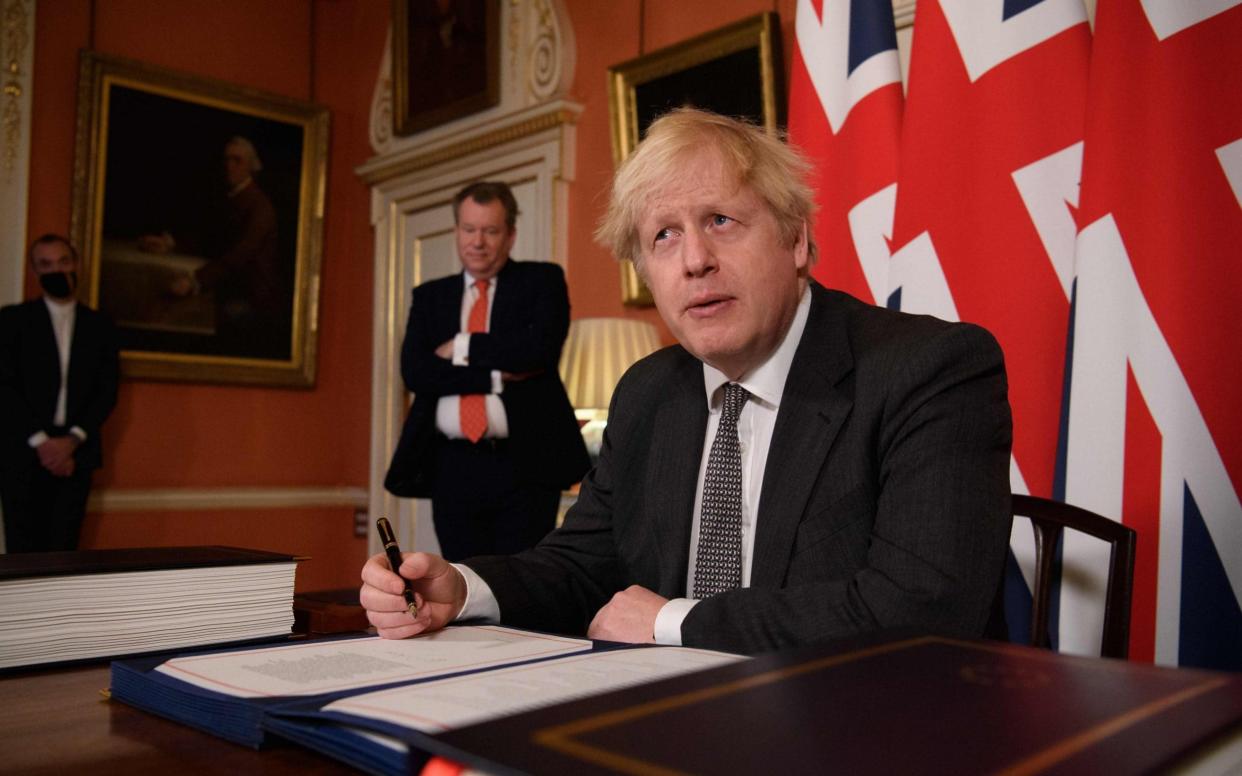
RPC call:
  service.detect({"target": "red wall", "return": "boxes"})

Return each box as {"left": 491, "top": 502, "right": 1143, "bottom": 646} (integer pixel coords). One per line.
{"left": 26, "top": 0, "right": 386, "bottom": 591}
{"left": 23, "top": 0, "right": 796, "bottom": 591}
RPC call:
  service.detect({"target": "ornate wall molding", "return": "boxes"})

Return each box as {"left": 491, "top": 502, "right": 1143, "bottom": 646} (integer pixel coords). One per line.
{"left": 0, "top": 0, "right": 33, "bottom": 308}
{"left": 88, "top": 486, "right": 368, "bottom": 513}
{"left": 369, "top": 0, "right": 574, "bottom": 157}
{"left": 2, "top": 0, "right": 30, "bottom": 181}
{"left": 368, "top": 28, "right": 394, "bottom": 153}
{"left": 359, "top": 101, "right": 579, "bottom": 186}
{"left": 526, "top": 0, "right": 571, "bottom": 102}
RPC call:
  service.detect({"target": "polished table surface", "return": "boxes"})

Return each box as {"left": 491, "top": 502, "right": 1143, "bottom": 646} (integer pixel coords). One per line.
{"left": 0, "top": 661, "right": 359, "bottom": 775}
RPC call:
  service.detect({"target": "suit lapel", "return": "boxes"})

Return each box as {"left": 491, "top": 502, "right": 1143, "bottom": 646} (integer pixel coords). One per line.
{"left": 437, "top": 273, "right": 466, "bottom": 338}
{"left": 486, "top": 259, "right": 519, "bottom": 331}
{"left": 31, "top": 301, "right": 62, "bottom": 398}
{"left": 751, "top": 286, "right": 855, "bottom": 588}
{"left": 66, "top": 304, "right": 84, "bottom": 407}
{"left": 648, "top": 352, "right": 707, "bottom": 596}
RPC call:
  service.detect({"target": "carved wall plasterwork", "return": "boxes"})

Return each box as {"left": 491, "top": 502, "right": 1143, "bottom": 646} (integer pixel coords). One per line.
{"left": 2, "top": 0, "right": 30, "bottom": 180}
{"left": 362, "top": 0, "right": 579, "bottom": 554}
{"left": 0, "top": 0, "right": 33, "bottom": 309}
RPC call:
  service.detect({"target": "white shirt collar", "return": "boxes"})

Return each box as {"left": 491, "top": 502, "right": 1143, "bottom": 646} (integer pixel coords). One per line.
{"left": 702, "top": 284, "right": 811, "bottom": 410}
{"left": 42, "top": 295, "right": 76, "bottom": 315}
{"left": 462, "top": 271, "right": 498, "bottom": 289}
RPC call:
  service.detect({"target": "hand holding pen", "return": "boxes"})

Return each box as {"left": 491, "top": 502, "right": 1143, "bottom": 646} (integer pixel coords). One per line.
{"left": 360, "top": 522, "right": 470, "bottom": 639}
{"left": 376, "top": 517, "right": 419, "bottom": 618}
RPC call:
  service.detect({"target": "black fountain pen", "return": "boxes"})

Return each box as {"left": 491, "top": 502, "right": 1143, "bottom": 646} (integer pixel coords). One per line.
{"left": 376, "top": 517, "right": 419, "bottom": 618}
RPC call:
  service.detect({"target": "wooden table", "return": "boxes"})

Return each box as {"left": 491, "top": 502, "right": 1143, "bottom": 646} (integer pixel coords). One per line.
{"left": 0, "top": 662, "right": 359, "bottom": 775}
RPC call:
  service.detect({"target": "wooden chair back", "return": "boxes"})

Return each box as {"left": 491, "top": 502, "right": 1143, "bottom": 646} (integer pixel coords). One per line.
{"left": 1012, "top": 494, "right": 1137, "bottom": 659}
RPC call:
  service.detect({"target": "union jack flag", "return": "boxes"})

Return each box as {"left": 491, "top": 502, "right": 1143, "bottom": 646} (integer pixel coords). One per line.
{"left": 1065, "top": 0, "right": 1242, "bottom": 668}
{"left": 790, "top": 0, "right": 1242, "bottom": 668}
{"left": 788, "top": 0, "right": 903, "bottom": 305}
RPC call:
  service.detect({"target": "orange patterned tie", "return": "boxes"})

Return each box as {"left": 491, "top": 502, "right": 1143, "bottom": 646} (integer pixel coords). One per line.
{"left": 459, "top": 278, "right": 490, "bottom": 442}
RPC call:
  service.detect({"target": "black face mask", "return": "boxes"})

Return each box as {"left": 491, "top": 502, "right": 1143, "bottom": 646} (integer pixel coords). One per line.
{"left": 39, "top": 271, "right": 77, "bottom": 299}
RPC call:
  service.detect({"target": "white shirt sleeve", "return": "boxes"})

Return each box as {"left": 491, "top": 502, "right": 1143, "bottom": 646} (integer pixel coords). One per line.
{"left": 654, "top": 598, "right": 699, "bottom": 645}
{"left": 451, "top": 563, "right": 502, "bottom": 623}
{"left": 452, "top": 333, "right": 472, "bottom": 365}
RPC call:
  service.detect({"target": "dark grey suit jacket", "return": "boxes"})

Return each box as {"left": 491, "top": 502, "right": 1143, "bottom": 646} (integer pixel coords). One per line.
{"left": 467, "top": 284, "right": 1013, "bottom": 655}
{"left": 384, "top": 259, "right": 589, "bottom": 497}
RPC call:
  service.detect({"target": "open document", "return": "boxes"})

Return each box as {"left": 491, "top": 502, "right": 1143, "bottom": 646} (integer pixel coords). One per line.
{"left": 262, "top": 644, "right": 745, "bottom": 775}
{"left": 154, "top": 625, "right": 592, "bottom": 698}
{"left": 110, "top": 625, "right": 592, "bottom": 748}
{"left": 323, "top": 646, "right": 744, "bottom": 733}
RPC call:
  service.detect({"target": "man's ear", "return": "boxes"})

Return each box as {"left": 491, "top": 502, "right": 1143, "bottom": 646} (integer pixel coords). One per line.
{"left": 793, "top": 221, "right": 809, "bottom": 271}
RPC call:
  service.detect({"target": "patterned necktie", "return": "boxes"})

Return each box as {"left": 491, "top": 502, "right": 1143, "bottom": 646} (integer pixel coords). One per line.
{"left": 459, "top": 278, "right": 489, "bottom": 443}
{"left": 692, "top": 382, "right": 749, "bottom": 599}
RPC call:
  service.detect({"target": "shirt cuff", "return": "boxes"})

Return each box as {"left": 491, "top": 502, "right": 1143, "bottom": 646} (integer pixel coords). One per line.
{"left": 452, "top": 333, "right": 471, "bottom": 366}
{"left": 451, "top": 563, "right": 501, "bottom": 623}
{"left": 654, "top": 598, "right": 699, "bottom": 645}
{"left": 27, "top": 431, "right": 49, "bottom": 448}
{"left": 491, "top": 370, "right": 504, "bottom": 394}
{"left": 69, "top": 426, "right": 87, "bottom": 442}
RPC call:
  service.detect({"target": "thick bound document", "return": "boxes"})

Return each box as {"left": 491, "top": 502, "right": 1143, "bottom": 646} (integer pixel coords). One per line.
{"left": 427, "top": 634, "right": 1242, "bottom": 775}
{"left": 0, "top": 546, "right": 298, "bottom": 671}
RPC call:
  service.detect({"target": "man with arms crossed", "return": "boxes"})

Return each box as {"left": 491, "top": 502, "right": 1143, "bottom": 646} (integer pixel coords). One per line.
{"left": 383, "top": 181, "right": 589, "bottom": 560}
{"left": 362, "top": 109, "right": 1013, "bottom": 655}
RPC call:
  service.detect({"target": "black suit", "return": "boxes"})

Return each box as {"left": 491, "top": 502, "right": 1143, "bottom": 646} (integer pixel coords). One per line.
{"left": 0, "top": 299, "right": 119, "bottom": 552}
{"left": 466, "top": 285, "right": 1014, "bottom": 654}
{"left": 385, "top": 260, "right": 589, "bottom": 559}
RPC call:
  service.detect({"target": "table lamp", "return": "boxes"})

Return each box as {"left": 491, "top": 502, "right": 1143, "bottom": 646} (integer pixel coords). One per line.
{"left": 558, "top": 317, "right": 662, "bottom": 459}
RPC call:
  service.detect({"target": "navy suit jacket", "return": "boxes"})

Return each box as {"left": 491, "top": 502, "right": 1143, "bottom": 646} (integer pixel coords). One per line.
{"left": 384, "top": 259, "right": 589, "bottom": 497}
{"left": 466, "top": 285, "right": 1014, "bottom": 655}
{"left": 0, "top": 299, "right": 120, "bottom": 471}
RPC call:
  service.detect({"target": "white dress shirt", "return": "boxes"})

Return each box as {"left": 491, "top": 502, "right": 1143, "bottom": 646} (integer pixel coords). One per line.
{"left": 434, "top": 272, "right": 509, "bottom": 439}
{"left": 654, "top": 285, "right": 811, "bottom": 643}
{"left": 454, "top": 285, "right": 813, "bottom": 643}
{"left": 27, "top": 296, "right": 86, "bottom": 448}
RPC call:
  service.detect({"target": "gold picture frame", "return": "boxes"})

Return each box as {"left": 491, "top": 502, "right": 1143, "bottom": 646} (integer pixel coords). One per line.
{"left": 606, "top": 12, "right": 785, "bottom": 306}
{"left": 392, "top": 0, "right": 501, "bottom": 136}
{"left": 71, "top": 52, "right": 329, "bottom": 387}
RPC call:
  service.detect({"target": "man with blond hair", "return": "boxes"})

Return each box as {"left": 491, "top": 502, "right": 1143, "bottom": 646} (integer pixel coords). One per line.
{"left": 361, "top": 108, "right": 1013, "bottom": 655}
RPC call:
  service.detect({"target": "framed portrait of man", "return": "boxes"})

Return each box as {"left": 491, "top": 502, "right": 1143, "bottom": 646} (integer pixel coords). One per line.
{"left": 392, "top": 0, "right": 501, "bottom": 135}
{"left": 71, "top": 52, "right": 329, "bottom": 387}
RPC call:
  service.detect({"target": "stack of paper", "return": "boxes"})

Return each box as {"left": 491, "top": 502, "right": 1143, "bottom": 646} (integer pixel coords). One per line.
{"left": 0, "top": 546, "right": 298, "bottom": 670}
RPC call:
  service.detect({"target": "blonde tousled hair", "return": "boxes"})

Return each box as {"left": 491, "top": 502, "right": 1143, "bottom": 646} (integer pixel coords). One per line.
{"left": 594, "top": 107, "right": 818, "bottom": 269}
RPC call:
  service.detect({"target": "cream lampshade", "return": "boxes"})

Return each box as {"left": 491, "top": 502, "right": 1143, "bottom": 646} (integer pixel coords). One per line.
{"left": 558, "top": 317, "right": 662, "bottom": 457}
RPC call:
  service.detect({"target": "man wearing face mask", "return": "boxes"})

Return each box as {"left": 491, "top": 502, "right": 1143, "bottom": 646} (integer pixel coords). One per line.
{"left": 0, "top": 234, "right": 119, "bottom": 552}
